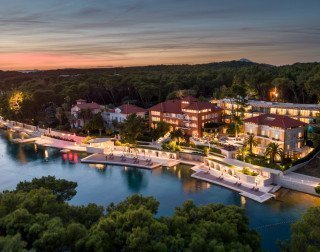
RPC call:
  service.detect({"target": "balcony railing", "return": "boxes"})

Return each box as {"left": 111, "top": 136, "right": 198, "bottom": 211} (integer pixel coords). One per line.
{"left": 257, "top": 134, "right": 269, "bottom": 138}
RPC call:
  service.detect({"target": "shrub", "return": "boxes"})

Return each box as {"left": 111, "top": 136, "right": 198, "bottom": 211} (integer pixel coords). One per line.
{"left": 114, "top": 140, "right": 122, "bottom": 146}
{"left": 162, "top": 141, "right": 181, "bottom": 152}
{"left": 82, "top": 136, "right": 94, "bottom": 144}
{"left": 203, "top": 147, "right": 209, "bottom": 156}
{"left": 241, "top": 167, "right": 258, "bottom": 176}
{"left": 44, "top": 134, "right": 76, "bottom": 142}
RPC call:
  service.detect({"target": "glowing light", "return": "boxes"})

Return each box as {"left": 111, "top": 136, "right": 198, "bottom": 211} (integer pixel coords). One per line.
{"left": 44, "top": 149, "right": 49, "bottom": 161}
{"left": 241, "top": 196, "right": 246, "bottom": 207}
{"left": 9, "top": 92, "right": 24, "bottom": 112}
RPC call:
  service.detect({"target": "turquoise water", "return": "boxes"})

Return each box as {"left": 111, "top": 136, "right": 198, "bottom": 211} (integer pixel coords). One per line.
{"left": 0, "top": 130, "right": 319, "bottom": 251}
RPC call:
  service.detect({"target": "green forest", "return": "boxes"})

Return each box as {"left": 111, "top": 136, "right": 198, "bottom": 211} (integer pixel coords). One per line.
{"left": 1, "top": 60, "right": 320, "bottom": 125}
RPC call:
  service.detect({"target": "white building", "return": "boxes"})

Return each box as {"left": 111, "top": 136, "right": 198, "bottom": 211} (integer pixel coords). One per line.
{"left": 102, "top": 104, "right": 147, "bottom": 126}
{"left": 216, "top": 98, "right": 320, "bottom": 124}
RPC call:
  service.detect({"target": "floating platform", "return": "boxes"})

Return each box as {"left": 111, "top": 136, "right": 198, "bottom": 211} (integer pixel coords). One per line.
{"left": 192, "top": 170, "right": 275, "bottom": 203}
{"left": 81, "top": 153, "right": 162, "bottom": 170}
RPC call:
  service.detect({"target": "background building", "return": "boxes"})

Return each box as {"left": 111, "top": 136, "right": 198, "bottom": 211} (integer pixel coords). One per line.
{"left": 102, "top": 104, "right": 147, "bottom": 126}
{"left": 71, "top": 99, "right": 102, "bottom": 128}
{"left": 217, "top": 98, "right": 320, "bottom": 124}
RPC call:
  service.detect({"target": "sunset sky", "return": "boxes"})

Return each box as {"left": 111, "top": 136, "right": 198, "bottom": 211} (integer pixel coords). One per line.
{"left": 1, "top": 0, "right": 320, "bottom": 70}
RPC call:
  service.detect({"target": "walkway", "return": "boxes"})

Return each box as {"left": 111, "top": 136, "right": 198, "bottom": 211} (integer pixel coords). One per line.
{"left": 35, "top": 137, "right": 86, "bottom": 152}
{"left": 282, "top": 171, "right": 320, "bottom": 186}
{"left": 81, "top": 153, "right": 162, "bottom": 169}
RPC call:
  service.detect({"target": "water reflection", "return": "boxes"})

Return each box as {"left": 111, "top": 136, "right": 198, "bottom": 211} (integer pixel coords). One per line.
{"left": 268, "top": 189, "right": 320, "bottom": 211}
{"left": 121, "top": 167, "right": 148, "bottom": 192}
{"left": 17, "top": 144, "right": 28, "bottom": 164}
{"left": 241, "top": 196, "right": 246, "bottom": 207}
{"left": 61, "top": 152, "right": 80, "bottom": 164}
{"left": 44, "top": 149, "right": 49, "bottom": 161}
{"left": 162, "top": 164, "right": 211, "bottom": 193}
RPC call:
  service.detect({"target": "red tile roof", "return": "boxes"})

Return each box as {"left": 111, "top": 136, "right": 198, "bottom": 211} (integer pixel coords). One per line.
{"left": 75, "top": 102, "right": 101, "bottom": 110}
{"left": 244, "top": 113, "right": 307, "bottom": 129}
{"left": 149, "top": 99, "right": 183, "bottom": 114}
{"left": 183, "top": 101, "right": 223, "bottom": 111}
{"left": 149, "top": 97, "right": 222, "bottom": 114}
{"left": 118, "top": 104, "right": 146, "bottom": 114}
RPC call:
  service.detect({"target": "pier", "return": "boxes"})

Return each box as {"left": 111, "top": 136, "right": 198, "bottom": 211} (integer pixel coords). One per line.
{"left": 81, "top": 153, "right": 162, "bottom": 169}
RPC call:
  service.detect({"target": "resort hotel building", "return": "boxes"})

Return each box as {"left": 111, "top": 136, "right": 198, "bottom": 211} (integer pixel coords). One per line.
{"left": 244, "top": 113, "right": 308, "bottom": 158}
{"left": 149, "top": 96, "right": 223, "bottom": 137}
{"left": 216, "top": 98, "right": 320, "bottom": 124}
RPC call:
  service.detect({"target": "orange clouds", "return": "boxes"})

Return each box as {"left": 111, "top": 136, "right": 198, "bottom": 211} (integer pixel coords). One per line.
{"left": 0, "top": 51, "right": 243, "bottom": 70}
{"left": 0, "top": 52, "right": 115, "bottom": 70}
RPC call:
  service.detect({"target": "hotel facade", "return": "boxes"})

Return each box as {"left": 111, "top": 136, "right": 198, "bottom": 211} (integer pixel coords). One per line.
{"left": 216, "top": 98, "right": 320, "bottom": 124}
{"left": 149, "top": 97, "right": 223, "bottom": 137}
{"left": 244, "top": 114, "right": 308, "bottom": 158}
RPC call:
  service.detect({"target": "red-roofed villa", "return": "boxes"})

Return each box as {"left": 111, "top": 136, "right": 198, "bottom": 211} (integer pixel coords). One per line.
{"left": 149, "top": 97, "right": 222, "bottom": 137}
{"left": 244, "top": 113, "right": 308, "bottom": 158}
{"left": 71, "top": 99, "right": 102, "bottom": 128}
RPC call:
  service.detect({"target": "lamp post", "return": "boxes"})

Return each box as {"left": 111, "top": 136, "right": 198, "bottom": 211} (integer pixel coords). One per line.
{"left": 208, "top": 129, "right": 213, "bottom": 150}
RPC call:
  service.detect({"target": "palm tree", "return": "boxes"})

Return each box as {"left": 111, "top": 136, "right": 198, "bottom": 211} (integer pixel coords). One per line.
{"left": 79, "top": 109, "right": 93, "bottom": 126}
{"left": 170, "top": 129, "right": 184, "bottom": 144}
{"left": 237, "top": 145, "right": 249, "bottom": 161}
{"left": 244, "top": 134, "right": 258, "bottom": 155}
{"left": 265, "top": 143, "right": 284, "bottom": 164}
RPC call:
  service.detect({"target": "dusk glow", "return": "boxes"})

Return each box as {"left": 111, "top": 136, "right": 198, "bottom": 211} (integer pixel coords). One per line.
{"left": 1, "top": 0, "right": 320, "bottom": 70}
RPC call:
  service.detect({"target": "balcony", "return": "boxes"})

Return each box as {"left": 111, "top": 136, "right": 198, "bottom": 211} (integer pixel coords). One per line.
{"left": 257, "top": 134, "right": 269, "bottom": 139}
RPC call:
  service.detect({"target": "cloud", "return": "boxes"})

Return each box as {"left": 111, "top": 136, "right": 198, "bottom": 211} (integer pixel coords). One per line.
{"left": 0, "top": 0, "right": 320, "bottom": 69}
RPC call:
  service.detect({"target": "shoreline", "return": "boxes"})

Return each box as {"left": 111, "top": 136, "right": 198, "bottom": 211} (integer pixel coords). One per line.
{"left": 1, "top": 118, "right": 319, "bottom": 202}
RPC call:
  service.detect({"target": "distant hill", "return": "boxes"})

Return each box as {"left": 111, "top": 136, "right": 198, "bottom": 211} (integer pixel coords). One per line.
{"left": 239, "top": 58, "right": 253, "bottom": 63}
{"left": 1, "top": 60, "right": 268, "bottom": 75}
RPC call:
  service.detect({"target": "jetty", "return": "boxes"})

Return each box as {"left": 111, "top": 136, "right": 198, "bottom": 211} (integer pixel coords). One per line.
{"left": 191, "top": 169, "right": 275, "bottom": 203}
{"left": 81, "top": 153, "right": 162, "bottom": 170}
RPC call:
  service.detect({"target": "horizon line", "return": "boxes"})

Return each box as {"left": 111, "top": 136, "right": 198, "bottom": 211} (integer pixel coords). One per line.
{"left": 2, "top": 59, "right": 320, "bottom": 72}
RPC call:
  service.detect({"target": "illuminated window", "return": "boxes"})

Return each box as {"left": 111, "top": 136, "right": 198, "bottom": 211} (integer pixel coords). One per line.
{"left": 151, "top": 111, "right": 160, "bottom": 116}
